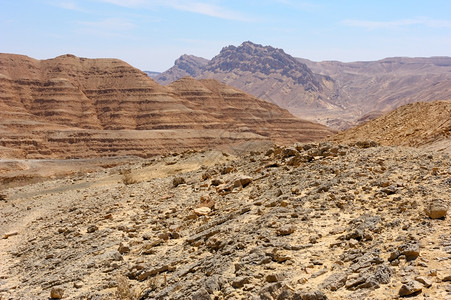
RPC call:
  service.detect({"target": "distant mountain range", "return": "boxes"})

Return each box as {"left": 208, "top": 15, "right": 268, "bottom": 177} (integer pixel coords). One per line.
{"left": 143, "top": 71, "right": 161, "bottom": 79}
{"left": 154, "top": 41, "right": 451, "bottom": 129}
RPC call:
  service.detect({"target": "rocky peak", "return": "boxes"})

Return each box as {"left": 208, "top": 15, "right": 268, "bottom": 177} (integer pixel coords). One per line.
{"left": 156, "top": 54, "right": 208, "bottom": 85}
{"left": 173, "top": 54, "right": 208, "bottom": 76}
{"left": 206, "top": 41, "right": 322, "bottom": 91}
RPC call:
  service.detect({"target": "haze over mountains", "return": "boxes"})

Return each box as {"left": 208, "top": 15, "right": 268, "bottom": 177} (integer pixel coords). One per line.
{"left": 155, "top": 41, "right": 451, "bottom": 129}
{"left": 0, "top": 53, "right": 333, "bottom": 159}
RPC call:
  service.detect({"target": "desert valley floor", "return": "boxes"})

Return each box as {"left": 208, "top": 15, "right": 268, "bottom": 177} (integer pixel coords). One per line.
{"left": 0, "top": 141, "right": 450, "bottom": 299}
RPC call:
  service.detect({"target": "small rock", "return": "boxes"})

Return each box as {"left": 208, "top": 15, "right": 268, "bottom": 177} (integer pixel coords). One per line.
{"left": 265, "top": 273, "right": 286, "bottom": 283}
{"left": 271, "top": 249, "right": 292, "bottom": 263}
{"left": 204, "top": 275, "right": 220, "bottom": 293}
{"left": 210, "top": 178, "right": 223, "bottom": 186}
{"left": 2, "top": 231, "right": 19, "bottom": 239}
{"left": 320, "top": 273, "right": 348, "bottom": 291}
{"left": 86, "top": 225, "right": 98, "bottom": 233}
{"left": 415, "top": 276, "right": 432, "bottom": 288}
{"left": 399, "top": 280, "right": 423, "bottom": 297}
{"left": 194, "top": 207, "right": 211, "bottom": 216}
{"left": 399, "top": 243, "right": 420, "bottom": 261}
{"left": 443, "top": 274, "right": 451, "bottom": 282}
{"left": 73, "top": 282, "right": 83, "bottom": 289}
{"left": 234, "top": 175, "right": 253, "bottom": 188}
{"left": 118, "top": 242, "right": 130, "bottom": 254}
{"left": 281, "top": 147, "right": 298, "bottom": 158}
{"left": 172, "top": 177, "right": 186, "bottom": 187}
{"left": 191, "top": 288, "right": 211, "bottom": 300}
{"left": 232, "top": 276, "right": 250, "bottom": 288}
{"left": 294, "top": 290, "right": 328, "bottom": 300}
{"left": 277, "top": 225, "right": 295, "bottom": 236}
{"left": 50, "top": 287, "right": 65, "bottom": 299}
{"left": 424, "top": 199, "right": 447, "bottom": 219}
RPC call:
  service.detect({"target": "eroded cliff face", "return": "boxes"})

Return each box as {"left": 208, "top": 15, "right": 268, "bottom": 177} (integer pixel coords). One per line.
{"left": 0, "top": 53, "right": 335, "bottom": 159}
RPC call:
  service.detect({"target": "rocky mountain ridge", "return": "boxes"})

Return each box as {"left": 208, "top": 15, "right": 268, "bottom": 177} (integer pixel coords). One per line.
{"left": 0, "top": 53, "right": 334, "bottom": 159}
{"left": 155, "top": 42, "right": 451, "bottom": 129}
{"left": 156, "top": 42, "right": 338, "bottom": 121}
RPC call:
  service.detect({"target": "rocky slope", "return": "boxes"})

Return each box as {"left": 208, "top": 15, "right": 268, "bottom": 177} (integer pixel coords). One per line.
{"left": 157, "top": 55, "right": 208, "bottom": 83}
{"left": 0, "top": 53, "right": 334, "bottom": 159}
{"left": 300, "top": 57, "right": 451, "bottom": 128}
{"left": 156, "top": 42, "right": 451, "bottom": 129}
{"left": 333, "top": 100, "right": 451, "bottom": 153}
{"left": 156, "top": 42, "right": 339, "bottom": 120}
{"left": 0, "top": 142, "right": 450, "bottom": 299}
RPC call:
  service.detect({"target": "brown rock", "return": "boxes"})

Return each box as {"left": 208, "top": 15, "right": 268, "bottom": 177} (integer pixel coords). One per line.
{"left": 399, "top": 280, "right": 423, "bottom": 297}
{"left": 424, "top": 199, "right": 447, "bottom": 219}
{"left": 193, "top": 207, "right": 211, "bottom": 216}
{"left": 271, "top": 249, "right": 292, "bottom": 263}
{"left": 2, "top": 231, "right": 19, "bottom": 239}
{"left": 399, "top": 243, "right": 420, "bottom": 261}
{"left": 86, "top": 225, "right": 98, "bottom": 233}
{"left": 232, "top": 276, "right": 250, "bottom": 288}
{"left": 294, "top": 290, "right": 328, "bottom": 300}
{"left": 50, "top": 287, "right": 64, "bottom": 299}
{"left": 172, "top": 177, "right": 186, "bottom": 187}
{"left": 276, "top": 225, "right": 295, "bottom": 236}
{"left": 118, "top": 242, "right": 131, "bottom": 254}
{"left": 320, "top": 273, "right": 348, "bottom": 291}
{"left": 443, "top": 274, "right": 451, "bottom": 282}
{"left": 415, "top": 276, "right": 432, "bottom": 288}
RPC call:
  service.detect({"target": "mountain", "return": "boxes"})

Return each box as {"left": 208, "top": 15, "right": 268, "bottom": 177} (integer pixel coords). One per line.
{"left": 156, "top": 42, "right": 451, "bottom": 129}
{"left": 143, "top": 71, "right": 161, "bottom": 79}
{"left": 157, "top": 54, "right": 208, "bottom": 84}
{"left": 299, "top": 57, "right": 451, "bottom": 127}
{"left": 0, "top": 53, "right": 334, "bottom": 159}
{"left": 156, "top": 42, "right": 338, "bottom": 117}
{"left": 333, "top": 100, "right": 451, "bottom": 153}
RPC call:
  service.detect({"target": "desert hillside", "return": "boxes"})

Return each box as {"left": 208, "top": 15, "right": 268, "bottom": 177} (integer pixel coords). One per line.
{"left": 155, "top": 42, "right": 451, "bottom": 129}
{"left": 0, "top": 141, "right": 450, "bottom": 299}
{"left": 333, "top": 100, "right": 451, "bottom": 153}
{"left": 0, "top": 53, "right": 334, "bottom": 159}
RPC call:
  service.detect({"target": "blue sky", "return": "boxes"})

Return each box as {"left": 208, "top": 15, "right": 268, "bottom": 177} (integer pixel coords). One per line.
{"left": 1, "top": 0, "right": 450, "bottom": 71}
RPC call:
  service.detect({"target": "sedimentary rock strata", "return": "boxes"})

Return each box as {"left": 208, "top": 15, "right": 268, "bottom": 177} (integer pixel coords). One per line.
{"left": 0, "top": 53, "right": 334, "bottom": 159}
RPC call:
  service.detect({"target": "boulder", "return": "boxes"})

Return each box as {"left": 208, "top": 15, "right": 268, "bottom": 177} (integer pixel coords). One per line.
{"left": 424, "top": 199, "right": 447, "bottom": 219}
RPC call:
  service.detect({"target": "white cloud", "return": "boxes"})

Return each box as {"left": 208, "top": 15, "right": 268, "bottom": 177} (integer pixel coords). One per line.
{"left": 166, "top": 1, "right": 249, "bottom": 21}
{"left": 76, "top": 18, "right": 136, "bottom": 37}
{"left": 342, "top": 17, "right": 451, "bottom": 30}
{"left": 95, "top": 0, "right": 251, "bottom": 21}
{"left": 271, "top": 0, "right": 319, "bottom": 11}
{"left": 97, "top": 0, "right": 147, "bottom": 8}
{"left": 49, "top": 1, "right": 86, "bottom": 12}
